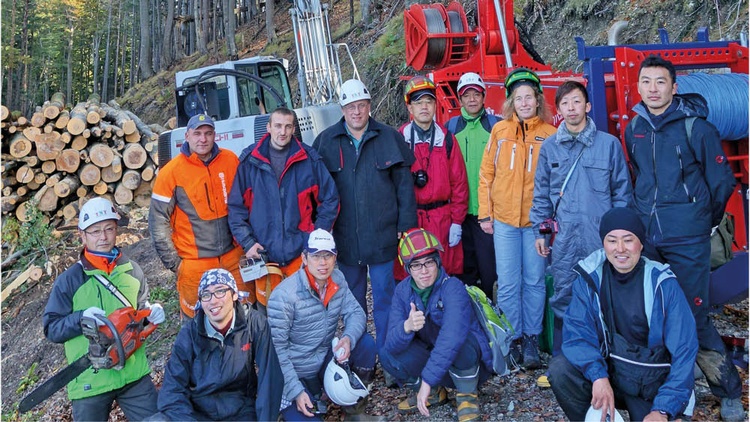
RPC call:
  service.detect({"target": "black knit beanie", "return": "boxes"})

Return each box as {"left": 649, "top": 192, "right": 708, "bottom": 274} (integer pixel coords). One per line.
{"left": 599, "top": 207, "right": 646, "bottom": 244}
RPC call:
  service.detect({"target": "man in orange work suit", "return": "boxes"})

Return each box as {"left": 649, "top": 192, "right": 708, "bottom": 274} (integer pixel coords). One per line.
{"left": 149, "top": 114, "right": 252, "bottom": 318}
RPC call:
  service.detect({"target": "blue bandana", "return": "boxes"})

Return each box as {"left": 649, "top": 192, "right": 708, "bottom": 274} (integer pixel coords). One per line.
{"left": 194, "top": 268, "right": 239, "bottom": 311}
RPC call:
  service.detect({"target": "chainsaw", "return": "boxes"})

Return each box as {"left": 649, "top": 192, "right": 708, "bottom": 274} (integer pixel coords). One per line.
{"left": 18, "top": 307, "right": 158, "bottom": 413}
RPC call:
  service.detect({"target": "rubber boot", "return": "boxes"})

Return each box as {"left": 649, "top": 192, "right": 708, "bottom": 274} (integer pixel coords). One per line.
{"left": 397, "top": 377, "right": 448, "bottom": 414}
{"left": 342, "top": 396, "right": 386, "bottom": 421}
{"left": 449, "top": 366, "right": 480, "bottom": 422}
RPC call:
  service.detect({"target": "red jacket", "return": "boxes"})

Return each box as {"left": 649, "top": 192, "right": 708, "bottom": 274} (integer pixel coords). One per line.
{"left": 399, "top": 121, "right": 468, "bottom": 275}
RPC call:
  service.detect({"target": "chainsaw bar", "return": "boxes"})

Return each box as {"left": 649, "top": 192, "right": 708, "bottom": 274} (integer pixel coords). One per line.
{"left": 18, "top": 355, "right": 91, "bottom": 413}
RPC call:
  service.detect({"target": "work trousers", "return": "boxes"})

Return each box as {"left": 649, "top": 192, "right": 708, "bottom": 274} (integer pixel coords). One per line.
{"left": 71, "top": 374, "right": 157, "bottom": 422}
{"left": 459, "top": 214, "right": 497, "bottom": 300}
{"left": 549, "top": 354, "right": 654, "bottom": 422}
{"left": 646, "top": 240, "right": 742, "bottom": 399}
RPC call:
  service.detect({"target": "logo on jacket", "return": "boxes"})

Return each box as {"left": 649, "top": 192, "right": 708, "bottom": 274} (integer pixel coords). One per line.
{"left": 219, "top": 172, "right": 228, "bottom": 203}
{"left": 715, "top": 155, "right": 725, "bottom": 164}
{"left": 242, "top": 342, "right": 251, "bottom": 351}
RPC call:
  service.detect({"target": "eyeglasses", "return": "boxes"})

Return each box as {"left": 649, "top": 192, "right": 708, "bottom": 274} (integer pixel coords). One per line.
{"left": 199, "top": 287, "right": 232, "bottom": 302}
{"left": 343, "top": 102, "right": 369, "bottom": 113}
{"left": 308, "top": 252, "right": 336, "bottom": 263}
{"left": 84, "top": 226, "right": 116, "bottom": 238}
{"left": 408, "top": 258, "right": 438, "bottom": 272}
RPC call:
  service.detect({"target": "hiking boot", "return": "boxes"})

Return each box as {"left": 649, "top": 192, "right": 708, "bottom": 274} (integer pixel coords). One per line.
{"left": 536, "top": 371, "right": 551, "bottom": 388}
{"left": 509, "top": 338, "right": 523, "bottom": 366}
{"left": 382, "top": 369, "right": 398, "bottom": 388}
{"left": 720, "top": 397, "right": 745, "bottom": 421}
{"left": 456, "top": 392, "right": 480, "bottom": 422}
{"left": 343, "top": 397, "right": 386, "bottom": 421}
{"left": 397, "top": 386, "right": 448, "bottom": 413}
{"left": 522, "top": 334, "right": 542, "bottom": 370}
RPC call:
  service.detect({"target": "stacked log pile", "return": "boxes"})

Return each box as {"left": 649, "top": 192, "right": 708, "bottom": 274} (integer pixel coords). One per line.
{"left": 1, "top": 93, "right": 160, "bottom": 226}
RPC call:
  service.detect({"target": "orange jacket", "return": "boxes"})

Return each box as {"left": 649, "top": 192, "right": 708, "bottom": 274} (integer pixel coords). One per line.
{"left": 478, "top": 115, "right": 556, "bottom": 227}
{"left": 149, "top": 146, "right": 239, "bottom": 271}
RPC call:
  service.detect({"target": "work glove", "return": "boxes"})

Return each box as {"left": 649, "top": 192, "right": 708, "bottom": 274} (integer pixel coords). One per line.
{"left": 448, "top": 223, "right": 462, "bottom": 247}
{"left": 148, "top": 303, "right": 165, "bottom": 325}
{"left": 82, "top": 307, "right": 107, "bottom": 326}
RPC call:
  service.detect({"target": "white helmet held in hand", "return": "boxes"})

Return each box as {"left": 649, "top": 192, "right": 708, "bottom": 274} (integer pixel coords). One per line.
{"left": 339, "top": 79, "right": 371, "bottom": 106}
{"left": 79, "top": 197, "right": 120, "bottom": 230}
{"left": 323, "top": 357, "right": 369, "bottom": 406}
{"left": 585, "top": 405, "right": 625, "bottom": 422}
{"left": 457, "top": 72, "right": 486, "bottom": 96}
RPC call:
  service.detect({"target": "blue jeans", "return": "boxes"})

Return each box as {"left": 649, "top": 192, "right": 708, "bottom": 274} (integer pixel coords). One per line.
{"left": 338, "top": 262, "right": 394, "bottom": 351}
{"left": 492, "top": 220, "right": 546, "bottom": 339}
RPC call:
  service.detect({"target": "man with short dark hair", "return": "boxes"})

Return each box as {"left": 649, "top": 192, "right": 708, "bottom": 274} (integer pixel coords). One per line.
{"left": 150, "top": 114, "right": 249, "bottom": 318}
{"left": 530, "top": 80, "right": 632, "bottom": 363}
{"left": 228, "top": 107, "right": 339, "bottom": 282}
{"left": 44, "top": 197, "right": 164, "bottom": 421}
{"left": 624, "top": 55, "right": 742, "bottom": 420}
{"left": 156, "top": 268, "right": 281, "bottom": 421}
{"left": 550, "top": 207, "right": 698, "bottom": 422}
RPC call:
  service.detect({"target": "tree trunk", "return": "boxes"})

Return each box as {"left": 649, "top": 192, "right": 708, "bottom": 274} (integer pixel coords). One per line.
{"left": 78, "top": 163, "right": 102, "bottom": 186}
{"left": 9, "top": 133, "right": 33, "bottom": 158}
{"left": 62, "top": 201, "right": 80, "bottom": 222}
{"left": 33, "top": 185, "right": 59, "bottom": 212}
{"left": 55, "top": 109, "right": 70, "bottom": 129}
{"left": 67, "top": 104, "right": 88, "bottom": 135}
{"left": 93, "top": 180, "right": 109, "bottom": 195}
{"left": 139, "top": 0, "right": 154, "bottom": 79}
{"left": 133, "top": 181, "right": 152, "bottom": 207}
{"left": 265, "top": 0, "right": 276, "bottom": 42}
{"left": 121, "top": 169, "right": 142, "bottom": 190}
{"left": 15, "top": 165, "right": 37, "bottom": 184}
{"left": 71, "top": 135, "right": 88, "bottom": 151}
{"left": 53, "top": 175, "right": 81, "bottom": 198}
{"left": 55, "top": 149, "right": 81, "bottom": 173}
{"left": 122, "top": 143, "right": 147, "bottom": 169}
{"left": 114, "top": 183, "right": 133, "bottom": 204}
{"left": 88, "top": 143, "right": 115, "bottom": 167}
{"left": 196, "top": 0, "right": 209, "bottom": 54}
{"left": 35, "top": 132, "right": 65, "bottom": 161}
{"left": 224, "top": 0, "right": 238, "bottom": 58}
{"left": 41, "top": 160, "right": 58, "bottom": 174}
{"left": 162, "top": 0, "right": 176, "bottom": 70}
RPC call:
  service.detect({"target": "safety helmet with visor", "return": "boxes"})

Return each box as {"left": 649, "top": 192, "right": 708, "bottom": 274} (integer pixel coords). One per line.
{"left": 504, "top": 68, "right": 543, "bottom": 97}
{"left": 397, "top": 228, "right": 444, "bottom": 269}
{"left": 324, "top": 357, "right": 369, "bottom": 406}
{"left": 404, "top": 75, "right": 436, "bottom": 104}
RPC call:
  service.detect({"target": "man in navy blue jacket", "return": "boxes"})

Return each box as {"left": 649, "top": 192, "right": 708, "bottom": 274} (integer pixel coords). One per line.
{"left": 624, "top": 55, "right": 742, "bottom": 421}
{"left": 550, "top": 208, "right": 698, "bottom": 422}
{"left": 155, "top": 269, "right": 282, "bottom": 421}
{"left": 228, "top": 107, "right": 339, "bottom": 280}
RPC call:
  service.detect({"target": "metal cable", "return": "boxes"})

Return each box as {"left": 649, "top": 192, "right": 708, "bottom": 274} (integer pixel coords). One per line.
{"left": 677, "top": 73, "right": 749, "bottom": 140}
{"left": 424, "top": 8, "right": 447, "bottom": 67}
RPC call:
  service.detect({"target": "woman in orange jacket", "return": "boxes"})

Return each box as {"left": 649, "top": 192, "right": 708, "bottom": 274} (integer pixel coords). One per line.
{"left": 477, "top": 68, "right": 555, "bottom": 370}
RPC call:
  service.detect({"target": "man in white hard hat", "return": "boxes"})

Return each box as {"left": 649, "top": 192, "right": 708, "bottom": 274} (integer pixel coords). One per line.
{"left": 43, "top": 197, "right": 165, "bottom": 421}
{"left": 267, "top": 229, "right": 378, "bottom": 420}
{"left": 150, "top": 113, "right": 250, "bottom": 319}
{"left": 549, "top": 207, "right": 698, "bottom": 422}
{"left": 446, "top": 72, "right": 501, "bottom": 300}
{"left": 313, "top": 80, "right": 417, "bottom": 354}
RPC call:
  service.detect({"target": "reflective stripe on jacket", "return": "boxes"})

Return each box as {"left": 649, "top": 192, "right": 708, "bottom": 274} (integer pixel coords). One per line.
{"left": 149, "top": 144, "right": 239, "bottom": 271}
{"left": 478, "top": 114, "right": 555, "bottom": 227}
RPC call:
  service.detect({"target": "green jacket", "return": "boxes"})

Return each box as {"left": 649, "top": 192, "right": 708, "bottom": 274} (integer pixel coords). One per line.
{"left": 43, "top": 251, "right": 151, "bottom": 400}
{"left": 447, "top": 108, "right": 500, "bottom": 215}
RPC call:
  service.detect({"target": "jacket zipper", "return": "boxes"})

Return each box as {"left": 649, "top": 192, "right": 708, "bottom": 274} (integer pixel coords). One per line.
{"left": 527, "top": 145, "right": 533, "bottom": 173}
{"left": 610, "top": 353, "right": 671, "bottom": 368}
{"left": 675, "top": 145, "right": 693, "bottom": 202}
{"left": 649, "top": 132, "right": 663, "bottom": 237}
{"left": 510, "top": 145, "right": 516, "bottom": 170}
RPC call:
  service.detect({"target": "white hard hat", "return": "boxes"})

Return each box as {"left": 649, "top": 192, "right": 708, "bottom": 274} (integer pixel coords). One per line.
{"left": 78, "top": 197, "right": 120, "bottom": 230}
{"left": 340, "top": 79, "right": 371, "bottom": 106}
{"left": 457, "top": 72, "right": 486, "bottom": 96}
{"left": 323, "top": 358, "right": 369, "bottom": 406}
{"left": 585, "top": 405, "right": 625, "bottom": 422}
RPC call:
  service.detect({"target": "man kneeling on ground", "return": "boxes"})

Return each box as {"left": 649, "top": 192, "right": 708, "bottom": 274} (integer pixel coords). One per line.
{"left": 549, "top": 207, "right": 698, "bottom": 421}
{"left": 155, "top": 268, "right": 281, "bottom": 421}
{"left": 380, "top": 228, "right": 492, "bottom": 422}
{"left": 267, "top": 229, "right": 378, "bottom": 421}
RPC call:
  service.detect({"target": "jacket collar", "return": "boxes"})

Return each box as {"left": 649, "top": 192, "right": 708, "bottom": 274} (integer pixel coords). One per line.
{"left": 555, "top": 116, "right": 597, "bottom": 146}
{"left": 196, "top": 301, "right": 247, "bottom": 340}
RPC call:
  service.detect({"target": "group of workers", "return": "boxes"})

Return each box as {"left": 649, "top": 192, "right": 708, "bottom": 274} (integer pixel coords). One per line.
{"left": 41, "top": 54, "right": 744, "bottom": 422}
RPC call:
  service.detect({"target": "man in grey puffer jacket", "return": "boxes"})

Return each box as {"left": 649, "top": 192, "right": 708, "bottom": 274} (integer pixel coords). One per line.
{"left": 267, "top": 229, "right": 377, "bottom": 421}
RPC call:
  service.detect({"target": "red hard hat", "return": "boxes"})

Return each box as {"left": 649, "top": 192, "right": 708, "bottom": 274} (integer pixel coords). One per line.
{"left": 398, "top": 228, "right": 444, "bottom": 266}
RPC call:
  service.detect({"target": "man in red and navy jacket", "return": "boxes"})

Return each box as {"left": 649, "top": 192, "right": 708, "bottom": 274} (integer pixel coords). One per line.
{"left": 228, "top": 107, "right": 339, "bottom": 277}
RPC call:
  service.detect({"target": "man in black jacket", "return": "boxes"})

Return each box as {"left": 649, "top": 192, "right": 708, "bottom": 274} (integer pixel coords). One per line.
{"left": 624, "top": 55, "right": 742, "bottom": 421}
{"left": 313, "top": 79, "right": 417, "bottom": 353}
{"left": 155, "top": 268, "right": 281, "bottom": 421}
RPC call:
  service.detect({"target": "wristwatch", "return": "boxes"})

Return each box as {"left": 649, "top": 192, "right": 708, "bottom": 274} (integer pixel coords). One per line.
{"left": 657, "top": 410, "right": 671, "bottom": 420}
